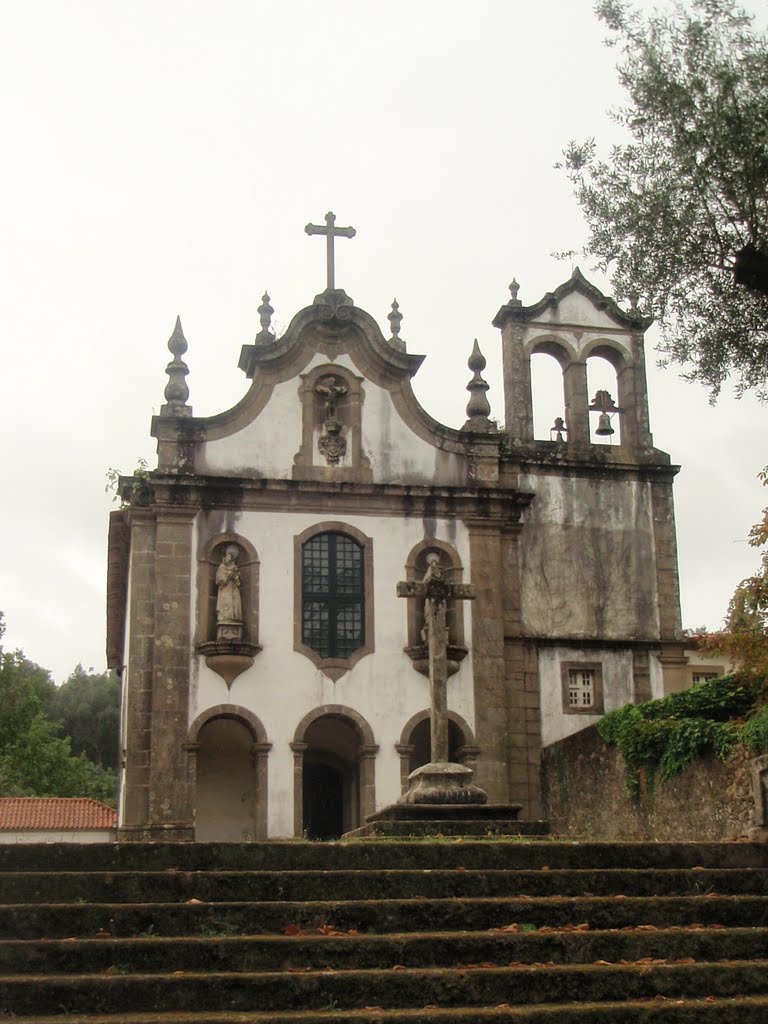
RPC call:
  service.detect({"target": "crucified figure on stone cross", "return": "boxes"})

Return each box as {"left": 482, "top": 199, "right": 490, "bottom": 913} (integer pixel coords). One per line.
{"left": 397, "top": 553, "right": 485, "bottom": 805}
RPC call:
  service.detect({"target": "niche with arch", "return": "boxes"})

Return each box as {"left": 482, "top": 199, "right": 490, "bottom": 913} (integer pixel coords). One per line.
{"left": 196, "top": 534, "right": 262, "bottom": 687}
{"left": 402, "top": 540, "right": 468, "bottom": 677}
{"left": 292, "top": 363, "right": 372, "bottom": 482}
{"left": 188, "top": 705, "right": 271, "bottom": 841}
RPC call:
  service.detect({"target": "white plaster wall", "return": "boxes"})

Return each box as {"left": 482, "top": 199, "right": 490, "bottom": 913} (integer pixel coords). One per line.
{"left": 197, "top": 354, "right": 463, "bottom": 486}
{"left": 539, "top": 646, "right": 634, "bottom": 748}
{"left": 529, "top": 292, "right": 629, "bottom": 333}
{"left": 0, "top": 830, "right": 115, "bottom": 844}
{"left": 190, "top": 509, "right": 475, "bottom": 837}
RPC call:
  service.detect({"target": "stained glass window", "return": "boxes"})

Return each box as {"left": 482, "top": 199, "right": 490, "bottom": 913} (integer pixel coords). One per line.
{"left": 302, "top": 533, "right": 364, "bottom": 659}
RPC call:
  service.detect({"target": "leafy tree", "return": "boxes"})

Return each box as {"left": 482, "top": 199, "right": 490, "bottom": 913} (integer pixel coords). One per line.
{"left": 700, "top": 469, "right": 768, "bottom": 680}
{"left": 0, "top": 615, "right": 117, "bottom": 803}
{"left": 561, "top": 0, "right": 768, "bottom": 397}
{"left": 49, "top": 665, "right": 120, "bottom": 769}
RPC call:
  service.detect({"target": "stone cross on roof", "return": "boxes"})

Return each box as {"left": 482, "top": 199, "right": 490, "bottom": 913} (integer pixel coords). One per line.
{"left": 304, "top": 211, "right": 356, "bottom": 291}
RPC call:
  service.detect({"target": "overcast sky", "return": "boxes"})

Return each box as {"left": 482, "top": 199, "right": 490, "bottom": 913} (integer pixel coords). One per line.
{"left": 1, "top": 0, "right": 766, "bottom": 682}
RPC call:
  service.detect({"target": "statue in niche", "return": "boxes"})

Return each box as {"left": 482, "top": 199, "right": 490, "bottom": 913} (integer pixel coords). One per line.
{"left": 315, "top": 374, "right": 348, "bottom": 465}
{"left": 215, "top": 545, "right": 243, "bottom": 641}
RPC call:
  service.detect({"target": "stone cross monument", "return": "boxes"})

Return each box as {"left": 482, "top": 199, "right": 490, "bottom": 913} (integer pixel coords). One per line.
{"left": 304, "top": 211, "right": 356, "bottom": 291}
{"left": 397, "top": 553, "right": 486, "bottom": 804}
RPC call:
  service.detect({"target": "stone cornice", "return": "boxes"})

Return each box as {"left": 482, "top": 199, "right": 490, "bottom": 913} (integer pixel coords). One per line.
{"left": 127, "top": 474, "right": 535, "bottom": 522}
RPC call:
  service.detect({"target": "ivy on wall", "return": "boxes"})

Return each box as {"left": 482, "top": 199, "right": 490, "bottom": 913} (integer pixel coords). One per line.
{"left": 598, "top": 675, "right": 767, "bottom": 796}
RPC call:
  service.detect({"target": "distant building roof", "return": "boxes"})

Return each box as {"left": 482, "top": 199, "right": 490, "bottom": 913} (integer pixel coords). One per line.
{"left": 0, "top": 798, "right": 116, "bottom": 831}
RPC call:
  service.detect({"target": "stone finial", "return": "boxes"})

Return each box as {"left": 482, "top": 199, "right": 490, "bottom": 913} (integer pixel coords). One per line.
{"left": 256, "top": 292, "right": 275, "bottom": 343}
{"left": 462, "top": 339, "right": 496, "bottom": 433}
{"left": 508, "top": 279, "right": 522, "bottom": 306}
{"left": 388, "top": 298, "right": 402, "bottom": 339}
{"left": 161, "top": 316, "right": 192, "bottom": 417}
{"left": 387, "top": 298, "right": 406, "bottom": 351}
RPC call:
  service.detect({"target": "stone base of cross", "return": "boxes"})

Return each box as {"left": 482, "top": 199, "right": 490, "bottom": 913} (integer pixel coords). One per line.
{"left": 397, "top": 554, "right": 487, "bottom": 806}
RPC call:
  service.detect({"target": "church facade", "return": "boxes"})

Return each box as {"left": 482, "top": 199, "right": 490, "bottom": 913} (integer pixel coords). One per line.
{"left": 107, "top": 220, "right": 684, "bottom": 841}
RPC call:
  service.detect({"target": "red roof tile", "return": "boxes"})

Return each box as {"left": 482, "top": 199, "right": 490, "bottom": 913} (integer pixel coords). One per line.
{"left": 0, "top": 798, "right": 116, "bottom": 831}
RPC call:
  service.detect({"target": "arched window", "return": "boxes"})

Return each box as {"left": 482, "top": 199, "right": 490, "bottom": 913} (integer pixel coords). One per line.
{"left": 302, "top": 532, "right": 364, "bottom": 659}
{"left": 293, "top": 522, "right": 374, "bottom": 680}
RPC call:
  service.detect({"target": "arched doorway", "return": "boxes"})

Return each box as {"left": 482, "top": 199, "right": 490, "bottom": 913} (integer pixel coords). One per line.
{"left": 189, "top": 706, "right": 270, "bottom": 841}
{"left": 292, "top": 706, "right": 378, "bottom": 839}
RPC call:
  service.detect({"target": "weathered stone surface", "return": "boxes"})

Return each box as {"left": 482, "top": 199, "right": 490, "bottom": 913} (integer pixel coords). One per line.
{"left": 542, "top": 725, "right": 760, "bottom": 841}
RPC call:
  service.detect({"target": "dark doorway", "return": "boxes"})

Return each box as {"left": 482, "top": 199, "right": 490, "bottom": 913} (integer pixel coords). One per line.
{"left": 303, "top": 760, "right": 344, "bottom": 840}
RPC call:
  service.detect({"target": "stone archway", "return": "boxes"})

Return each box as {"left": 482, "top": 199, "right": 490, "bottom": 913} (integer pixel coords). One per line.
{"left": 396, "top": 709, "right": 479, "bottom": 794}
{"left": 291, "top": 705, "right": 378, "bottom": 838}
{"left": 188, "top": 705, "right": 271, "bottom": 841}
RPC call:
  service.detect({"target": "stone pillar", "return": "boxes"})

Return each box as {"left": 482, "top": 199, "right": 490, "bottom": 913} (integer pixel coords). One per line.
{"left": 465, "top": 517, "right": 508, "bottom": 803}
{"left": 146, "top": 508, "right": 196, "bottom": 841}
{"left": 500, "top": 324, "right": 533, "bottom": 448}
{"left": 563, "top": 360, "right": 590, "bottom": 450}
{"left": 632, "top": 647, "right": 653, "bottom": 703}
{"left": 499, "top": 521, "right": 541, "bottom": 819}
{"left": 650, "top": 478, "right": 683, "bottom": 640}
{"left": 395, "top": 742, "right": 414, "bottom": 794}
{"left": 252, "top": 741, "right": 272, "bottom": 839}
{"left": 119, "top": 510, "right": 156, "bottom": 838}
{"left": 290, "top": 742, "right": 308, "bottom": 836}
{"left": 617, "top": 332, "right": 654, "bottom": 453}
{"left": 357, "top": 743, "right": 379, "bottom": 822}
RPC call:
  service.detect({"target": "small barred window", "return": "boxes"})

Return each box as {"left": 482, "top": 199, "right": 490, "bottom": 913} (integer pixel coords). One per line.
{"left": 568, "top": 668, "right": 595, "bottom": 709}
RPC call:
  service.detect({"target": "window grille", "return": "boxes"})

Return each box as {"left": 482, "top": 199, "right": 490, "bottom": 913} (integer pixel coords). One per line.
{"left": 302, "top": 532, "right": 364, "bottom": 659}
{"left": 568, "top": 668, "right": 595, "bottom": 709}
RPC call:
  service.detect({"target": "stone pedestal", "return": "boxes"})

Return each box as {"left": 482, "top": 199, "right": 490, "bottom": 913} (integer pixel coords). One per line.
{"left": 398, "top": 761, "right": 487, "bottom": 805}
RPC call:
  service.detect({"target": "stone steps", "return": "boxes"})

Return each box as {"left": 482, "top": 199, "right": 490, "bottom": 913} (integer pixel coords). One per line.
{"left": 8, "top": 1002, "right": 768, "bottom": 1024}
{"left": 1, "top": 867, "right": 765, "bottom": 902}
{"left": 0, "top": 840, "right": 766, "bottom": 1022}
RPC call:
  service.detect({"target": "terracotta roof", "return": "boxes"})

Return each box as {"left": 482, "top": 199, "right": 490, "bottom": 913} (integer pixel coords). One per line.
{"left": 0, "top": 798, "right": 116, "bottom": 831}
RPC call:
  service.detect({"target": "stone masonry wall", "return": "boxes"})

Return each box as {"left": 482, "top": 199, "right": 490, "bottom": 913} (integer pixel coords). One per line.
{"left": 541, "top": 724, "right": 761, "bottom": 841}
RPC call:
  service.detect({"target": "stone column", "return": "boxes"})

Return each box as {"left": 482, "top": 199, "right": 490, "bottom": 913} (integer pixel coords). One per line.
{"left": 290, "top": 741, "right": 308, "bottom": 836}
{"left": 252, "top": 741, "right": 272, "bottom": 839}
{"left": 119, "top": 510, "right": 156, "bottom": 838}
{"left": 395, "top": 742, "right": 414, "bottom": 794}
{"left": 632, "top": 647, "right": 653, "bottom": 703}
{"left": 563, "top": 360, "right": 590, "bottom": 449}
{"left": 617, "top": 332, "right": 654, "bottom": 453}
{"left": 357, "top": 743, "right": 379, "bottom": 823}
{"left": 500, "top": 324, "right": 533, "bottom": 448}
{"left": 465, "top": 517, "right": 508, "bottom": 803}
{"left": 146, "top": 508, "right": 197, "bottom": 841}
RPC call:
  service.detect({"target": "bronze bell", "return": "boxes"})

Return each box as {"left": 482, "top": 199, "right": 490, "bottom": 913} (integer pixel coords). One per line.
{"left": 595, "top": 412, "right": 615, "bottom": 436}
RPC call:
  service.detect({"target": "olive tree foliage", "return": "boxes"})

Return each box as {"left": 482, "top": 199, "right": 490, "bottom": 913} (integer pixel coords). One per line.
{"left": 561, "top": 0, "right": 768, "bottom": 397}
{"left": 700, "top": 469, "right": 768, "bottom": 680}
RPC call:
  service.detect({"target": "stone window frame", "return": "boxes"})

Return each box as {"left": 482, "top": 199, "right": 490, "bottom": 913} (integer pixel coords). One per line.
{"left": 402, "top": 539, "right": 468, "bottom": 677}
{"left": 294, "top": 521, "right": 374, "bottom": 682}
{"left": 196, "top": 533, "right": 260, "bottom": 647}
{"left": 560, "top": 661, "right": 604, "bottom": 715}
